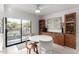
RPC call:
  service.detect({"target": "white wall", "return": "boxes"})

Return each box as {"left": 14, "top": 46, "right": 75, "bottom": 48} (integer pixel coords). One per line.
{"left": 0, "top": 4, "right": 4, "bottom": 51}
{"left": 0, "top": 4, "right": 4, "bottom": 17}
{"left": 42, "top": 7, "right": 79, "bottom": 49}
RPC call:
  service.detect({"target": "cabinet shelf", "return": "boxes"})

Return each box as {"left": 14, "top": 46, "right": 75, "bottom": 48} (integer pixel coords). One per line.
{"left": 65, "top": 13, "right": 76, "bottom": 34}
{"left": 66, "top": 21, "right": 75, "bottom": 23}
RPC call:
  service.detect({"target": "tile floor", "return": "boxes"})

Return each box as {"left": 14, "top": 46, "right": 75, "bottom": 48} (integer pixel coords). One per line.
{"left": 0, "top": 42, "right": 79, "bottom": 54}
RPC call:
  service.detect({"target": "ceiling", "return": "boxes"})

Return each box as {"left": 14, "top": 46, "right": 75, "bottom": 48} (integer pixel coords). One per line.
{"left": 5, "top": 4, "right": 79, "bottom": 16}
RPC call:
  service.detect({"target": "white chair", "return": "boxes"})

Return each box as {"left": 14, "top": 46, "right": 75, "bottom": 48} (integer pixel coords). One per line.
{"left": 39, "top": 40, "right": 53, "bottom": 54}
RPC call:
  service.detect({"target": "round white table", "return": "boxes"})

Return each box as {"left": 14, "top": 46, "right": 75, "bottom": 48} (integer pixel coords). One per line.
{"left": 29, "top": 35, "right": 53, "bottom": 42}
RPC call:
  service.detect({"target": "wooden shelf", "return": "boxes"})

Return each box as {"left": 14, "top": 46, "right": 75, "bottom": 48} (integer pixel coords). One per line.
{"left": 64, "top": 12, "right": 76, "bottom": 49}
{"left": 66, "top": 21, "right": 75, "bottom": 23}
{"left": 65, "top": 13, "right": 76, "bottom": 34}
{"left": 39, "top": 19, "right": 45, "bottom": 34}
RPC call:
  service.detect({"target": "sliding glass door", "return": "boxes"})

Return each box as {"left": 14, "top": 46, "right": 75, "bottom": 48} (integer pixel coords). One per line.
{"left": 7, "top": 18, "right": 21, "bottom": 46}
{"left": 22, "top": 20, "right": 31, "bottom": 41}
{"left": 5, "top": 18, "right": 31, "bottom": 47}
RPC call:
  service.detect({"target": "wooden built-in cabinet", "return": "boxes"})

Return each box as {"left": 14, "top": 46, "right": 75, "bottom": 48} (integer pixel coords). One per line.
{"left": 64, "top": 12, "right": 76, "bottom": 49}
{"left": 39, "top": 12, "right": 76, "bottom": 49}
{"left": 39, "top": 20, "right": 45, "bottom": 34}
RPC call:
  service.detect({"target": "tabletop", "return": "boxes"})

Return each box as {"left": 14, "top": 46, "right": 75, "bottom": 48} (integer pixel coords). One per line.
{"left": 29, "top": 35, "right": 53, "bottom": 42}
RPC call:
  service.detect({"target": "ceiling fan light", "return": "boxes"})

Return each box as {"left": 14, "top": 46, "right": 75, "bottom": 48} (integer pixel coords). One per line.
{"left": 35, "top": 9, "right": 40, "bottom": 13}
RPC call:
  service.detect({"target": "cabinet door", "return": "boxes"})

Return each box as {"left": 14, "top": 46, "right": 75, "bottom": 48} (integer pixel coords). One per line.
{"left": 64, "top": 34, "right": 76, "bottom": 49}
{"left": 53, "top": 34, "right": 64, "bottom": 46}
{"left": 58, "top": 35, "right": 64, "bottom": 46}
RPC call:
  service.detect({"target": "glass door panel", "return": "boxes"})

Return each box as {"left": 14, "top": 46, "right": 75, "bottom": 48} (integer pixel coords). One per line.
{"left": 7, "top": 18, "right": 21, "bottom": 46}
{"left": 22, "top": 20, "right": 31, "bottom": 41}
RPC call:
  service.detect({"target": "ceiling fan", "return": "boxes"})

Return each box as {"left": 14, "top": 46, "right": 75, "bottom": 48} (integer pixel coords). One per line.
{"left": 35, "top": 4, "right": 50, "bottom": 13}
{"left": 35, "top": 4, "right": 40, "bottom": 13}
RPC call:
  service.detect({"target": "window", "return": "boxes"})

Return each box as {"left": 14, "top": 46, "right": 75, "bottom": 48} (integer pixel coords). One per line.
{"left": 47, "top": 17, "right": 62, "bottom": 33}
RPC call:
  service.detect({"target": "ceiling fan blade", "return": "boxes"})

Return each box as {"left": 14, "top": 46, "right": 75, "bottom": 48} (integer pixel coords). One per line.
{"left": 39, "top": 5, "right": 51, "bottom": 10}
